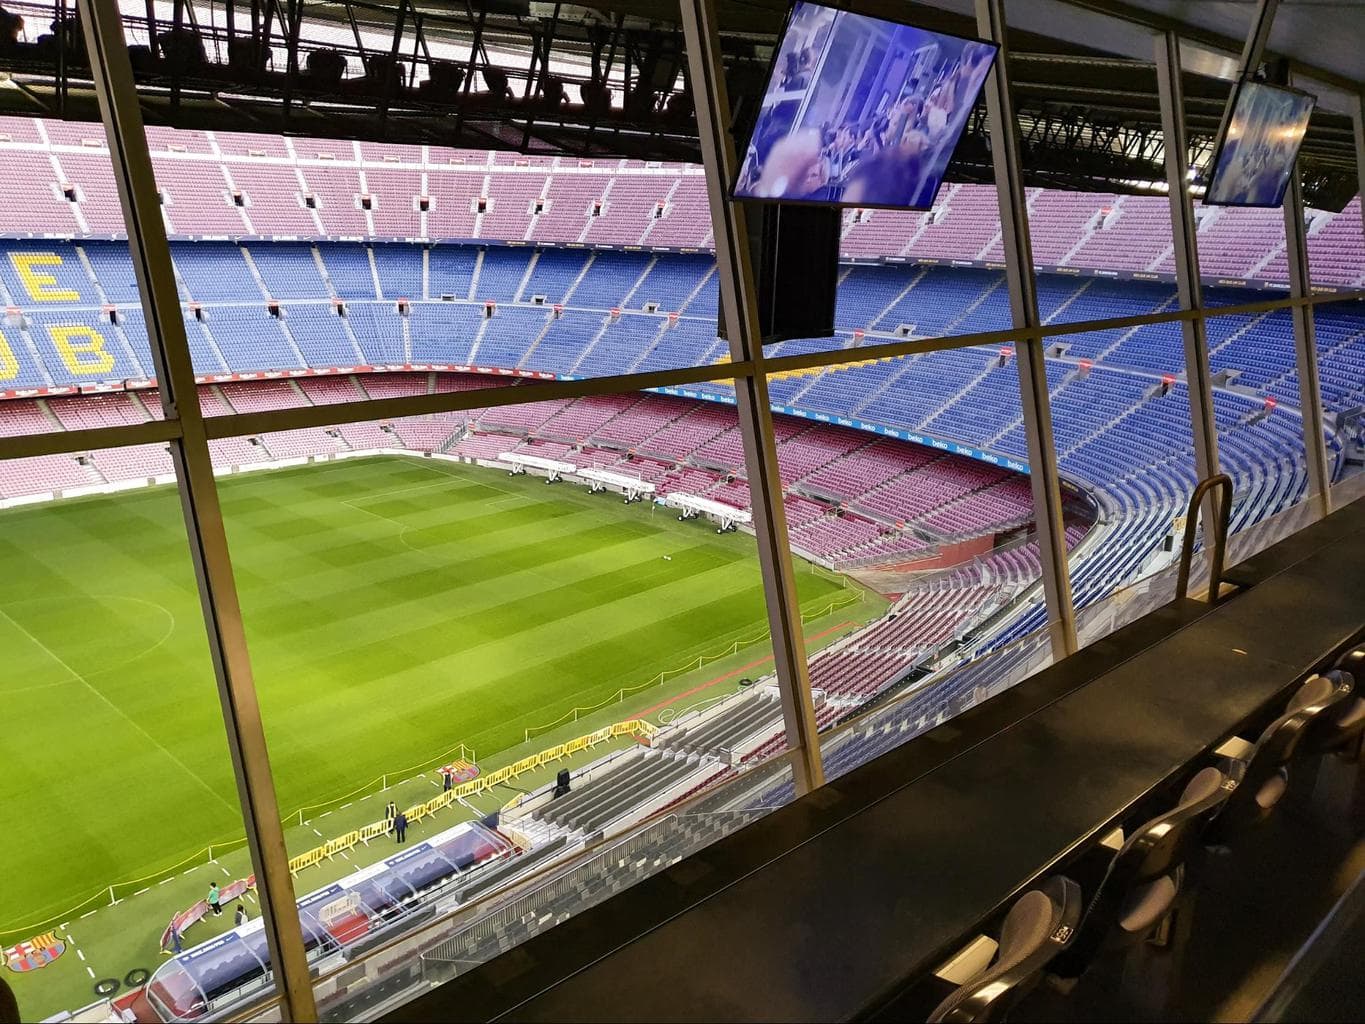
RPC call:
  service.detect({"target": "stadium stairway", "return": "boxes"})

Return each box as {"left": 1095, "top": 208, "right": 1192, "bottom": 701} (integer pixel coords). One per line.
{"left": 655, "top": 694, "right": 785, "bottom": 759}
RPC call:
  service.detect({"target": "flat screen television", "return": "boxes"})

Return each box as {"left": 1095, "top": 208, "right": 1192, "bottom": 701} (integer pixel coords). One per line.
{"left": 732, "top": 2, "right": 998, "bottom": 210}
{"left": 1206, "top": 80, "right": 1315, "bottom": 208}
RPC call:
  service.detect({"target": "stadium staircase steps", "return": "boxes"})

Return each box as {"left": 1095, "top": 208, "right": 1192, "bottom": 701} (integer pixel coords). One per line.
{"left": 1042, "top": 278, "right": 1096, "bottom": 325}
{"left": 439, "top": 427, "right": 468, "bottom": 454}
{"left": 467, "top": 246, "right": 486, "bottom": 300}
{"left": 567, "top": 314, "right": 618, "bottom": 376}
{"left": 356, "top": 160, "right": 378, "bottom": 238}
{"left": 239, "top": 245, "right": 275, "bottom": 299}
{"left": 335, "top": 309, "right": 371, "bottom": 365}
{"left": 283, "top": 139, "right": 329, "bottom": 237}
{"left": 1146, "top": 243, "right": 1176, "bottom": 274}
{"left": 1089, "top": 294, "right": 1182, "bottom": 361}
{"left": 559, "top": 250, "right": 599, "bottom": 307}
{"left": 869, "top": 266, "right": 931, "bottom": 331}
{"left": 1057, "top": 207, "right": 1105, "bottom": 266}
{"left": 285, "top": 379, "right": 312, "bottom": 406}
{"left": 576, "top": 177, "right": 617, "bottom": 245}
{"left": 193, "top": 310, "right": 234, "bottom": 373}
{"left": 522, "top": 174, "right": 554, "bottom": 242}
{"left": 421, "top": 246, "right": 430, "bottom": 301}
{"left": 624, "top": 319, "right": 674, "bottom": 375}
{"left": 312, "top": 245, "right": 341, "bottom": 299}
{"left": 74, "top": 245, "right": 155, "bottom": 376}
{"left": 1248, "top": 239, "right": 1288, "bottom": 280}
{"left": 216, "top": 159, "right": 257, "bottom": 235}
{"left": 34, "top": 399, "right": 65, "bottom": 432}
{"left": 511, "top": 251, "right": 542, "bottom": 303}
{"left": 943, "top": 277, "right": 1008, "bottom": 335}
{"left": 12, "top": 323, "right": 56, "bottom": 388}
{"left": 534, "top": 754, "right": 701, "bottom": 837}
{"left": 915, "top": 356, "right": 1003, "bottom": 433}
{"left": 562, "top": 759, "right": 699, "bottom": 836}
{"left": 1208, "top": 311, "right": 1274, "bottom": 359}
{"left": 788, "top": 435, "right": 882, "bottom": 490}
{"left": 126, "top": 390, "right": 156, "bottom": 422}
{"left": 39, "top": 127, "right": 90, "bottom": 235}
{"left": 679, "top": 264, "right": 717, "bottom": 316}
{"left": 618, "top": 257, "right": 657, "bottom": 308}
{"left": 464, "top": 313, "right": 495, "bottom": 366}
{"left": 351, "top": 376, "right": 372, "bottom": 401}
{"left": 512, "top": 309, "right": 561, "bottom": 368}
{"left": 897, "top": 184, "right": 955, "bottom": 256}
{"left": 847, "top": 356, "right": 921, "bottom": 419}
{"left": 659, "top": 696, "right": 783, "bottom": 758}
{"left": 639, "top": 178, "right": 683, "bottom": 246}
{"left": 271, "top": 315, "right": 312, "bottom": 369}
{"left": 81, "top": 459, "right": 108, "bottom": 485}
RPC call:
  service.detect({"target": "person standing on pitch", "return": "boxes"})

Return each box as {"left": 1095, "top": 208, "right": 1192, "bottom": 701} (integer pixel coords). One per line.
{"left": 207, "top": 882, "right": 222, "bottom": 916}
{"left": 385, "top": 799, "right": 397, "bottom": 822}
{"left": 393, "top": 810, "right": 408, "bottom": 844}
{"left": 235, "top": 903, "right": 248, "bottom": 928}
{"left": 443, "top": 770, "right": 453, "bottom": 793}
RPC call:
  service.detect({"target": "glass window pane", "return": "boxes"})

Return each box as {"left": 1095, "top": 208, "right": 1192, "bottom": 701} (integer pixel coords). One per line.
{"left": 194, "top": 379, "right": 843, "bottom": 1013}
{"left": 765, "top": 346, "right": 1072, "bottom": 770}
{"left": 0, "top": 446, "right": 282, "bottom": 1023}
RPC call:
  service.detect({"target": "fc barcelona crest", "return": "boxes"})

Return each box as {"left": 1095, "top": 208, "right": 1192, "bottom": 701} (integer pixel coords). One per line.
{"left": 5, "top": 932, "right": 66, "bottom": 972}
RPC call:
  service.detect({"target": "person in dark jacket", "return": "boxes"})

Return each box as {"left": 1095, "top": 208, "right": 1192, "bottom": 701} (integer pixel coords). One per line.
{"left": 393, "top": 810, "right": 408, "bottom": 844}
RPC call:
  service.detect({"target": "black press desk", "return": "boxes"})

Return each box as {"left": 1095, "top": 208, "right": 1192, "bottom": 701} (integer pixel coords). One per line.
{"left": 389, "top": 498, "right": 1365, "bottom": 1023}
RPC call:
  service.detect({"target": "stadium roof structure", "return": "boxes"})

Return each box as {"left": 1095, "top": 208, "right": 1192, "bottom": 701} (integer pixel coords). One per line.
{"left": 0, "top": 0, "right": 1359, "bottom": 207}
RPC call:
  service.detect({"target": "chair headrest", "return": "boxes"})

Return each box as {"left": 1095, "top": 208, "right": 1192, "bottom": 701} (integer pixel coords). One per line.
{"left": 1286, "top": 674, "right": 1337, "bottom": 715}
{"left": 996, "top": 888, "right": 1058, "bottom": 967}
{"left": 1179, "top": 765, "right": 1226, "bottom": 806}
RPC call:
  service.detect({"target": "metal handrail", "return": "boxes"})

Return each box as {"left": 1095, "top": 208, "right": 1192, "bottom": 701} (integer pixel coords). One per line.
{"left": 1176, "top": 473, "right": 1234, "bottom": 602}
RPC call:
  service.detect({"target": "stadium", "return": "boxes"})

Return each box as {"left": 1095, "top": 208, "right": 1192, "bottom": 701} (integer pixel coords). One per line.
{"left": 0, "top": 0, "right": 1362, "bottom": 1022}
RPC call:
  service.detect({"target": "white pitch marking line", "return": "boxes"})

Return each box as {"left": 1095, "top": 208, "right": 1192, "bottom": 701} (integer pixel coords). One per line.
{"left": 312, "top": 828, "right": 324, "bottom": 838}
{"left": 160, "top": 877, "right": 175, "bottom": 885}
{"left": 77, "top": 949, "right": 86, "bottom": 961}
{"left": 79, "top": 910, "right": 98, "bottom": 920}
{"left": 220, "top": 867, "right": 231, "bottom": 877}
{"left": 339, "top": 802, "right": 353, "bottom": 810}
{"left": 133, "top": 887, "right": 150, "bottom": 897}
{"left": 86, "top": 966, "right": 95, "bottom": 979}
{"left": 0, "top": 607, "right": 237, "bottom": 816}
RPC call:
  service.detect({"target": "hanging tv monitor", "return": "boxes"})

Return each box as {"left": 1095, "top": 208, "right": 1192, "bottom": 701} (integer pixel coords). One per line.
{"left": 1206, "top": 79, "right": 1315, "bottom": 208}
{"left": 731, "top": 1, "right": 998, "bottom": 210}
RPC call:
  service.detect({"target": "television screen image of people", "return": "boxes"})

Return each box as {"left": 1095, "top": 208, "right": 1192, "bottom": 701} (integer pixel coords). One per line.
{"left": 734, "top": 2, "right": 998, "bottom": 209}
{"left": 1207, "top": 81, "right": 1314, "bottom": 208}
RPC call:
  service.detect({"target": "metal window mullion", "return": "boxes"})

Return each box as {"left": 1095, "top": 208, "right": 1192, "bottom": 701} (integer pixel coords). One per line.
{"left": 679, "top": 0, "right": 823, "bottom": 793}
{"left": 1155, "top": 32, "right": 1222, "bottom": 532}
{"left": 74, "top": 1, "right": 318, "bottom": 1019}
{"left": 1283, "top": 165, "right": 1333, "bottom": 519}
{"left": 1355, "top": 94, "right": 1365, "bottom": 262}
{"left": 975, "top": 0, "right": 1077, "bottom": 658}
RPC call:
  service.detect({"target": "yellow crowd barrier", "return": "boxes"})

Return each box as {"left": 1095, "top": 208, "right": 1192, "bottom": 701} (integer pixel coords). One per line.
{"left": 287, "top": 720, "right": 655, "bottom": 875}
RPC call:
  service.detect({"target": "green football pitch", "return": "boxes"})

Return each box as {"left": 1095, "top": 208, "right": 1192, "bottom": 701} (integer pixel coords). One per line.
{"left": 0, "top": 454, "right": 875, "bottom": 945}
